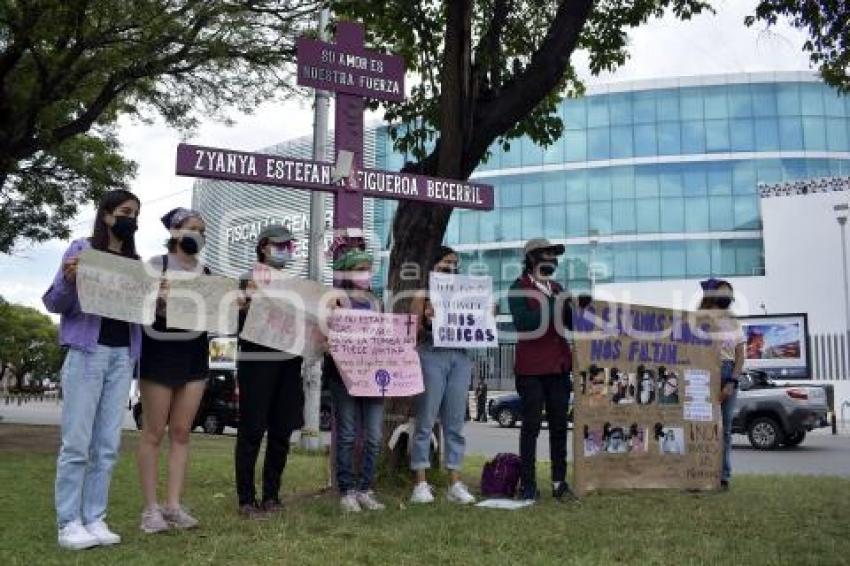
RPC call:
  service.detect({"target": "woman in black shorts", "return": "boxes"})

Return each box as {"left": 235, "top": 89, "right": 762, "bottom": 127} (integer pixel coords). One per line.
{"left": 136, "top": 207, "right": 209, "bottom": 534}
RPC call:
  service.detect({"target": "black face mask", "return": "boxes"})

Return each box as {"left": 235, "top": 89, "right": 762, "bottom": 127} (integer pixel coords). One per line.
{"left": 537, "top": 260, "right": 558, "bottom": 277}
{"left": 178, "top": 234, "right": 204, "bottom": 255}
{"left": 715, "top": 297, "right": 732, "bottom": 309}
{"left": 109, "top": 216, "right": 137, "bottom": 241}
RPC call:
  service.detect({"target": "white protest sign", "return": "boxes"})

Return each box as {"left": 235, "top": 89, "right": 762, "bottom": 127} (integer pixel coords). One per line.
{"left": 240, "top": 278, "right": 334, "bottom": 356}
{"left": 77, "top": 249, "right": 159, "bottom": 325}
{"left": 165, "top": 273, "right": 240, "bottom": 334}
{"left": 429, "top": 272, "right": 498, "bottom": 349}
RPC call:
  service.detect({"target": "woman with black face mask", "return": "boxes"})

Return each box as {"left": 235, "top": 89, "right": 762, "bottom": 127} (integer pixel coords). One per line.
{"left": 137, "top": 207, "right": 210, "bottom": 534}
{"left": 699, "top": 278, "right": 745, "bottom": 490}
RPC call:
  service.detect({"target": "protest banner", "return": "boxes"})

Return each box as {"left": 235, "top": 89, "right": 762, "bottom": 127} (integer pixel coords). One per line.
{"left": 429, "top": 272, "right": 498, "bottom": 349}
{"left": 328, "top": 309, "right": 424, "bottom": 397}
{"left": 165, "top": 273, "right": 239, "bottom": 334}
{"left": 76, "top": 249, "right": 159, "bottom": 325}
{"left": 239, "top": 277, "right": 334, "bottom": 356}
{"left": 572, "top": 300, "right": 723, "bottom": 495}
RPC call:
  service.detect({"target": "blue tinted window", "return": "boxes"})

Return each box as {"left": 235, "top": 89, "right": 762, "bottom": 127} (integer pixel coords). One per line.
{"left": 544, "top": 179, "right": 566, "bottom": 204}
{"left": 609, "top": 93, "right": 634, "bottom": 125}
{"left": 730, "top": 118, "right": 755, "bottom": 151}
{"left": 728, "top": 85, "right": 753, "bottom": 118}
{"left": 613, "top": 199, "right": 636, "bottom": 234}
{"left": 633, "top": 92, "right": 657, "bottom": 124}
{"left": 501, "top": 209, "right": 522, "bottom": 240}
{"left": 610, "top": 125, "right": 634, "bottom": 159}
{"left": 657, "top": 90, "right": 680, "bottom": 122}
{"left": 544, "top": 205, "right": 565, "bottom": 238}
{"left": 680, "top": 89, "right": 703, "bottom": 120}
{"left": 685, "top": 197, "right": 710, "bottom": 232}
{"left": 686, "top": 241, "right": 712, "bottom": 277}
{"left": 709, "top": 196, "right": 734, "bottom": 230}
{"left": 712, "top": 240, "right": 738, "bottom": 275}
{"left": 565, "top": 130, "right": 587, "bottom": 162}
{"left": 634, "top": 124, "right": 658, "bottom": 157}
{"left": 707, "top": 164, "right": 732, "bottom": 195}
{"left": 614, "top": 245, "right": 637, "bottom": 281}
{"left": 754, "top": 118, "right": 780, "bottom": 151}
{"left": 658, "top": 122, "right": 682, "bottom": 155}
{"left": 802, "top": 117, "right": 827, "bottom": 151}
{"left": 636, "top": 243, "right": 662, "bottom": 278}
{"left": 480, "top": 211, "right": 497, "bottom": 242}
{"left": 501, "top": 183, "right": 522, "bottom": 207}
{"left": 588, "top": 169, "right": 612, "bottom": 201}
{"left": 737, "top": 240, "right": 764, "bottom": 275}
{"left": 660, "top": 197, "right": 685, "bottom": 233}
{"left": 756, "top": 159, "right": 782, "bottom": 184}
{"left": 501, "top": 143, "right": 521, "bottom": 167}
{"left": 776, "top": 83, "right": 801, "bottom": 116}
{"left": 587, "top": 97, "right": 609, "bottom": 127}
{"left": 824, "top": 90, "right": 846, "bottom": 117}
{"left": 704, "top": 87, "right": 729, "bottom": 119}
{"left": 752, "top": 84, "right": 778, "bottom": 117}
{"left": 661, "top": 242, "right": 686, "bottom": 278}
{"left": 660, "top": 170, "right": 684, "bottom": 197}
{"left": 681, "top": 120, "right": 706, "bottom": 153}
{"left": 563, "top": 98, "right": 587, "bottom": 130}
{"left": 566, "top": 172, "right": 588, "bottom": 202}
{"left": 734, "top": 195, "right": 760, "bottom": 230}
{"left": 705, "top": 120, "right": 730, "bottom": 152}
{"left": 635, "top": 198, "right": 660, "bottom": 233}
{"left": 732, "top": 162, "right": 757, "bottom": 194}
{"left": 635, "top": 169, "right": 659, "bottom": 198}
{"left": 566, "top": 203, "right": 588, "bottom": 237}
{"left": 611, "top": 166, "right": 635, "bottom": 199}
{"left": 683, "top": 170, "right": 707, "bottom": 196}
{"left": 543, "top": 136, "right": 564, "bottom": 165}
{"left": 521, "top": 137, "right": 543, "bottom": 167}
{"left": 589, "top": 201, "right": 612, "bottom": 234}
{"left": 459, "top": 212, "right": 479, "bottom": 242}
{"left": 522, "top": 183, "right": 544, "bottom": 206}
{"left": 827, "top": 119, "right": 849, "bottom": 151}
{"left": 800, "top": 83, "right": 825, "bottom": 116}
{"left": 587, "top": 128, "right": 610, "bottom": 160}
{"left": 445, "top": 215, "right": 460, "bottom": 244}
{"left": 592, "top": 245, "right": 614, "bottom": 283}
{"left": 522, "top": 207, "right": 543, "bottom": 239}
{"left": 779, "top": 117, "right": 804, "bottom": 150}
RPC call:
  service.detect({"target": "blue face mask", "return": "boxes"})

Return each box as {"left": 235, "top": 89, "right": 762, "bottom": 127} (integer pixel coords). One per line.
{"left": 267, "top": 248, "right": 293, "bottom": 268}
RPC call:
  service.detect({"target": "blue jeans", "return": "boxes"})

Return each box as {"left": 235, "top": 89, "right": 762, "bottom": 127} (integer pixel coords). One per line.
{"left": 329, "top": 375, "right": 384, "bottom": 493}
{"left": 721, "top": 360, "right": 738, "bottom": 483}
{"left": 411, "top": 346, "right": 472, "bottom": 471}
{"left": 56, "top": 346, "right": 133, "bottom": 527}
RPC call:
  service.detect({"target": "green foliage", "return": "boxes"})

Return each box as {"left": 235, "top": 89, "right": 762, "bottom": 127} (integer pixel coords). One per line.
{"left": 0, "top": 297, "right": 62, "bottom": 386}
{"left": 747, "top": 1, "right": 850, "bottom": 92}
{"left": 0, "top": 0, "right": 323, "bottom": 253}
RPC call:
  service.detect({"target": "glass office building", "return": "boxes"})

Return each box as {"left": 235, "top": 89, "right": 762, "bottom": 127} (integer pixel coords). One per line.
{"left": 371, "top": 71, "right": 850, "bottom": 310}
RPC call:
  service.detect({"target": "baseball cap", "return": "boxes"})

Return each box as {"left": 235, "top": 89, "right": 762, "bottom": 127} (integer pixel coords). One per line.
{"left": 257, "top": 224, "right": 294, "bottom": 243}
{"left": 523, "top": 237, "right": 565, "bottom": 256}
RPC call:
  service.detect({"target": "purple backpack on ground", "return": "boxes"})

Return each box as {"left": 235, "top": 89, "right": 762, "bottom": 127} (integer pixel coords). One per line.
{"left": 480, "top": 453, "right": 522, "bottom": 498}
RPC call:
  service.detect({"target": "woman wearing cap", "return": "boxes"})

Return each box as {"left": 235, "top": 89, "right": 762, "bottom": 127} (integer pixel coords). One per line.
{"left": 508, "top": 238, "right": 580, "bottom": 502}
{"left": 136, "top": 207, "right": 209, "bottom": 533}
{"left": 234, "top": 224, "right": 305, "bottom": 519}
{"left": 408, "top": 246, "right": 476, "bottom": 505}
{"left": 43, "top": 189, "right": 142, "bottom": 550}
{"left": 699, "top": 278, "right": 745, "bottom": 490}
{"left": 324, "top": 242, "right": 386, "bottom": 513}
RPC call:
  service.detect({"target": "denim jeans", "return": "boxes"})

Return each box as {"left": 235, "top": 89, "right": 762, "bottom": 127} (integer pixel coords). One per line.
{"left": 720, "top": 360, "right": 738, "bottom": 483}
{"left": 329, "top": 372, "right": 384, "bottom": 493}
{"left": 410, "top": 346, "right": 472, "bottom": 471}
{"left": 55, "top": 345, "right": 133, "bottom": 527}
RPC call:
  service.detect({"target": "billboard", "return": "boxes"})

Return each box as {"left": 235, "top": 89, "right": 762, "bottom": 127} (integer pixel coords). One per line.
{"left": 739, "top": 313, "right": 810, "bottom": 378}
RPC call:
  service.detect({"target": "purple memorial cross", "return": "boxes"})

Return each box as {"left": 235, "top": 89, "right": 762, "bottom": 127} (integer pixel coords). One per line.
{"left": 175, "top": 21, "right": 494, "bottom": 232}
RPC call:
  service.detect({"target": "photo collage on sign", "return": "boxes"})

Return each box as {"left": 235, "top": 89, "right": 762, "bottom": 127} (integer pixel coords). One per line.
{"left": 583, "top": 423, "right": 648, "bottom": 457}
{"left": 578, "top": 364, "right": 681, "bottom": 407}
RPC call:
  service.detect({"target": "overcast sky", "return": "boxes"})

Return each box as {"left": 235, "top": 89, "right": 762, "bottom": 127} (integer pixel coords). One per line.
{"left": 1, "top": 0, "right": 814, "bottom": 314}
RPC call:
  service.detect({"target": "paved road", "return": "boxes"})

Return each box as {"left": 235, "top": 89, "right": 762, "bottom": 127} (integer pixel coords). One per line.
{"left": 3, "top": 401, "right": 849, "bottom": 476}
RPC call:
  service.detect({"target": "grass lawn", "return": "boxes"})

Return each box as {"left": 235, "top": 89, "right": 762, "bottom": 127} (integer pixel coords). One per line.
{"left": 1, "top": 424, "right": 848, "bottom": 566}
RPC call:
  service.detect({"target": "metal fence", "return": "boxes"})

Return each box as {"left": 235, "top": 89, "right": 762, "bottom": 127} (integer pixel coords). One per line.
{"left": 811, "top": 332, "right": 849, "bottom": 381}
{"left": 469, "top": 344, "right": 516, "bottom": 391}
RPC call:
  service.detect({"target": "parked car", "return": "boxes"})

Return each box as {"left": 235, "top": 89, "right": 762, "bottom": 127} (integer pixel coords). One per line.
{"left": 488, "top": 391, "right": 574, "bottom": 428}
{"left": 132, "top": 371, "right": 334, "bottom": 435}
{"left": 732, "top": 369, "right": 829, "bottom": 450}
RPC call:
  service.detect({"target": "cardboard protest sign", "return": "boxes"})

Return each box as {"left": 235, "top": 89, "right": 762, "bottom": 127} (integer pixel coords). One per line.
{"left": 328, "top": 309, "right": 423, "bottom": 397}
{"left": 572, "top": 300, "right": 723, "bottom": 495}
{"left": 77, "top": 249, "right": 159, "bottom": 325}
{"left": 239, "top": 277, "right": 333, "bottom": 356}
{"left": 166, "top": 273, "right": 239, "bottom": 334}
{"left": 429, "top": 272, "right": 498, "bottom": 349}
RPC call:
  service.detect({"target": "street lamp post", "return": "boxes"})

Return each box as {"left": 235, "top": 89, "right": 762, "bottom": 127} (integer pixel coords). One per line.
{"left": 588, "top": 229, "right": 600, "bottom": 293}
{"left": 835, "top": 204, "right": 850, "bottom": 378}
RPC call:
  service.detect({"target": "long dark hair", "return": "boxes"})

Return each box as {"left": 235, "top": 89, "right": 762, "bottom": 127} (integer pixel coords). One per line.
{"left": 699, "top": 281, "right": 733, "bottom": 310}
{"left": 166, "top": 216, "right": 200, "bottom": 252}
{"left": 90, "top": 189, "right": 140, "bottom": 258}
{"left": 430, "top": 245, "right": 458, "bottom": 271}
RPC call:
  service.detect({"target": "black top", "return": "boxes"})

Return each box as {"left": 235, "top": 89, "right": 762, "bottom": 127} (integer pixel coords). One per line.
{"left": 97, "top": 249, "right": 131, "bottom": 347}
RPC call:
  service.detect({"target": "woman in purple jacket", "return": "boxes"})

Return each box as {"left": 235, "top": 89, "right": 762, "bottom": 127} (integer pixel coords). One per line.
{"left": 42, "top": 190, "right": 143, "bottom": 550}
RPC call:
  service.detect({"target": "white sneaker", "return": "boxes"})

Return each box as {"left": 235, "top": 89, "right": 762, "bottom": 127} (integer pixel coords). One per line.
{"left": 340, "top": 491, "right": 361, "bottom": 513}
{"left": 58, "top": 521, "right": 99, "bottom": 550}
{"left": 355, "top": 490, "right": 385, "bottom": 511}
{"left": 410, "top": 481, "right": 435, "bottom": 504}
{"left": 446, "top": 481, "right": 476, "bottom": 505}
{"left": 85, "top": 520, "right": 121, "bottom": 545}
